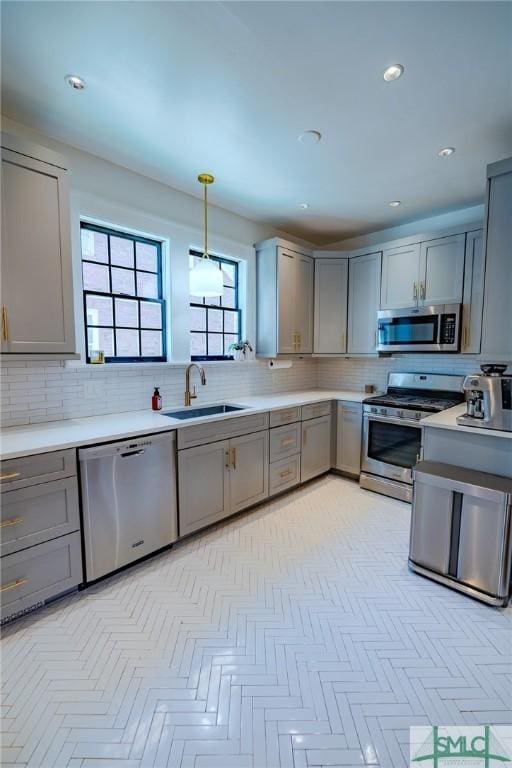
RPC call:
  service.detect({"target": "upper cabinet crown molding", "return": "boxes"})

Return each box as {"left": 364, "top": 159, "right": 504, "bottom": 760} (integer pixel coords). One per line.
{"left": 1, "top": 133, "right": 77, "bottom": 357}
{"left": 253, "top": 236, "right": 313, "bottom": 258}
{"left": 1, "top": 132, "right": 67, "bottom": 171}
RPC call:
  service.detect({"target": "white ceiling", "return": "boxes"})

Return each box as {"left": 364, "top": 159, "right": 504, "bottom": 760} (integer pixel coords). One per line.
{"left": 2, "top": 1, "right": 511, "bottom": 245}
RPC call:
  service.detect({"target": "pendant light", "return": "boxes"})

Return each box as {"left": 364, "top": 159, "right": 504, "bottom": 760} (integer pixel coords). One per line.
{"left": 189, "top": 173, "right": 223, "bottom": 297}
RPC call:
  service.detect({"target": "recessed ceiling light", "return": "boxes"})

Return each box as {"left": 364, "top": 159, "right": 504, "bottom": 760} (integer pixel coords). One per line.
{"left": 298, "top": 130, "right": 322, "bottom": 144}
{"left": 299, "top": 203, "right": 309, "bottom": 209}
{"left": 438, "top": 146, "right": 455, "bottom": 157}
{"left": 383, "top": 64, "right": 404, "bottom": 82}
{"left": 388, "top": 200, "right": 401, "bottom": 207}
{"left": 65, "top": 74, "right": 86, "bottom": 90}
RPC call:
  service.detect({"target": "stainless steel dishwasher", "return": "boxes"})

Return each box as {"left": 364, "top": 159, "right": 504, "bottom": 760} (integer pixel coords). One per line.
{"left": 409, "top": 460, "right": 512, "bottom": 606}
{"left": 79, "top": 432, "right": 178, "bottom": 582}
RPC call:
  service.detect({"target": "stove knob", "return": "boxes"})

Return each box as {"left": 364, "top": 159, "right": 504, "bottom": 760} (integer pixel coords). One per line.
{"left": 415, "top": 412, "right": 422, "bottom": 420}
{"left": 379, "top": 407, "right": 387, "bottom": 415}
{"left": 371, "top": 407, "right": 377, "bottom": 414}
{"left": 397, "top": 410, "right": 404, "bottom": 418}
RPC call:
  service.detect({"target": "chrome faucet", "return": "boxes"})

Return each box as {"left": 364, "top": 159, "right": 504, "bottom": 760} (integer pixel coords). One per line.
{"left": 184, "top": 363, "right": 206, "bottom": 406}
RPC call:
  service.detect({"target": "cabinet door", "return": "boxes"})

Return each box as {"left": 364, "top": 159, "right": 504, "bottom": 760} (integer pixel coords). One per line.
{"left": 461, "top": 230, "right": 484, "bottom": 354}
{"left": 1, "top": 149, "right": 75, "bottom": 354}
{"left": 347, "top": 252, "right": 381, "bottom": 354}
{"left": 419, "top": 233, "right": 465, "bottom": 305}
{"left": 295, "top": 254, "right": 314, "bottom": 352}
{"left": 301, "top": 415, "right": 332, "bottom": 482}
{"left": 335, "top": 403, "right": 362, "bottom": 475}
{"left": 314, "top": 259, "right": 348, "bottom": 353}
{"left": 381, "top": 243, "right": 420, "bottom": 309}
{"left": 178, "top": 440, "right": 230, "bottom": 536}
{"left": 229, "top": 431, "right": 269, "bottom": 513}
{"left": 277, "top": 249, "right": 297, "bottom": 354}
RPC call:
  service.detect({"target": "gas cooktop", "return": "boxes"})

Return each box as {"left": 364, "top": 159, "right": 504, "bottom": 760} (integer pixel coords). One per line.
{"left": 363, "top": 392, "right": 463, "bottom": 413}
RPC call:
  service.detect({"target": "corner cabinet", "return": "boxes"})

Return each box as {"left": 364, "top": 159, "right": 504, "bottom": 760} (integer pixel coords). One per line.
{"left": 313, "top": 258, "right": 348, "bottom": 354}
{"left": 461, "top": 229, "right": 484, "bottom": 354}
{"left": 347, "top": 251, "right": 381, "bottom": 354}
{"left": 256, "top": 238, "right": 314, "bottom": 356}
{"left": 1, "top": 134, "right": 76, "bottom": 356}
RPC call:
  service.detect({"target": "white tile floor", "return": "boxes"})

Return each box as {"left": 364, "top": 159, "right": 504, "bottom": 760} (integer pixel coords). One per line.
{"left": 1, "top": 475, "right": 511, "bottom": 768}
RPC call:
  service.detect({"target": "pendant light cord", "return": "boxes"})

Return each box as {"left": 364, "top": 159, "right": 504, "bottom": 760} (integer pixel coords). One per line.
{"left": 204, "top": 182, "right": 208, "bottom": 259}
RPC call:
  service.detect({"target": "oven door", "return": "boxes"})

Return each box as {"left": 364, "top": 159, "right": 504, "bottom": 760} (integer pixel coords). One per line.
{"left": 362, "top": 414, "right": 422, "bottom": 484}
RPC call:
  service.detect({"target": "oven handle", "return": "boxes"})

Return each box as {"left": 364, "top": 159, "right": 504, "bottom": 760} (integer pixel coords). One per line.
{"left": 363, "top": 413, "right": 424, "bottom": 428}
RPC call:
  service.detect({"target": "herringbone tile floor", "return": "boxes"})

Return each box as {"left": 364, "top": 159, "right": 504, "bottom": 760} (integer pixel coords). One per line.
{"left": 1, "top": 475, "right": 511, "bottom": 768}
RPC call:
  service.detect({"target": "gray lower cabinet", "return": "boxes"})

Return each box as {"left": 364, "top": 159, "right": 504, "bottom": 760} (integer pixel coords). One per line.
{"left": 178, "top": 431, "right": 269, "bottom": 536}
{"left": 335, "top": 402, "right": 362, "bottom": 476}
{"left": 301, "top": 414, "right": 332, "bottom": 482}
{"left": 1, "top": 532, "right": 82, "bottom": 622}
{"left": 269, "top": 454, "right": 301, "bottom": 496}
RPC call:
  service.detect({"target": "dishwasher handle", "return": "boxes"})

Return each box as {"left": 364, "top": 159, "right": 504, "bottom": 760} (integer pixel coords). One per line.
{"left": 120, "top": 448, "right": 145, "bottom": 458}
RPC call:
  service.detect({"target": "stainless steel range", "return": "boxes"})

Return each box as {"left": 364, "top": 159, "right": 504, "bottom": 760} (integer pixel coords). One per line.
{"left": 360, "top": 372, "right": 465, "bottom": 502}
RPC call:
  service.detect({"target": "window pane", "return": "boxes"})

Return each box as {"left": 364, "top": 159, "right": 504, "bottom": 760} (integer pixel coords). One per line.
{"left": 191, "top": 333, "right": 206, "bottom": 357}
{"left": 208, "top": 333, "right": 223, "bottom": 356}
{"left": 222, "top": 286, "right": 236, "bottom": 308}
{"left": 224, "top": 334, "right": 238, "bottom": 356}
{"left": 137, "top": 271, "right": 158, "bottom": 298}
{"left": 86, "top": 295, "right": 113, "bottom": 326}
{"left": 112, "top": 267, "right": 136, "bottom": 296}
{"left": 81, "top": 229, "right": 108, "bottom": 263}
{"left": 87, "top": 327, "right": 114, "bottom": 357}
{"left": 191, "top": 306, "right": 206, "bottom": 332}
{"left": 115, "top": 298, "right": 138, "bottom": 327}
{"left": 222, "top": 263, "right": 236, "bottom": 287}
{"left": 141, "top": 330, "right": 162, "bottom": 357}
{"left": 224, "top": 311, "right": 238, "bottom": 334}
{"left": 208, "top": 308, "right": 223, "bottom": 332}
{"left": 140, "top": 302, "right": 162, "bottom": 329}
{"left": 83, "top": 262, "right": 110, "bottom": 292}
{"left": 116, "top": 329, "right": 139, "bottom": 357}
{"left": 136, "top": 242, "right": 158, "bottom": 272}
{"left": 111, "top": 236, "right": 134, "bottom": 268}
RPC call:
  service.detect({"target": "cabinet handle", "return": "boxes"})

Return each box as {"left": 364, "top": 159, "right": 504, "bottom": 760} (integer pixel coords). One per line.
{"left": 0, "top": 577, "right": 27, "bottom": 594}
{"left": 413, "top": 282, "right": 418, "bottom": 301}
{"left": 420, "top": 282, "right": 426, "bottom": 300}
{"left": 341, "top": 332, "right": 345, "bottom": 350}
{"left": 280, "top": 437, "right": 295, "bottom": 447}
{"left": 279, "top": 469, "right": 293, "bottom": 479}
{"left": 297, "top": 332, "right": 301, "bottom": 350}
{"left": 0, "top": 471, "right": 21, "bottom": 482}
{"left": 231, "top": 447, "right": 236, "bottom": 470}
{"left": 0, "top": 517, "right": 24, "bottom": 529}
{"left": 225, "top": 449, "right": 231, "bottom": 469}
{"left": 2, "top": 307, "right": 9, "bottom": 342}
{"left": 375, "top": 329, "right": 379, "bottom": 349}
{"left": 463, "top": 326, "right": 469, "bottom": 349}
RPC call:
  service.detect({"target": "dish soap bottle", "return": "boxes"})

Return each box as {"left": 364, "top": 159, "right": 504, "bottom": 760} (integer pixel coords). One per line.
{"left": 152, "top": 387, "right": 162, "bottom": 411}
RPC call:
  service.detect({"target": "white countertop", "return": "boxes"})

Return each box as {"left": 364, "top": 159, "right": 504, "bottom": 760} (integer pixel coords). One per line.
{"left": 421, "top": 403, "right": 512, "bottom": 439}
{"left": 0, "top": 389, "right": 367, "bottom": 461}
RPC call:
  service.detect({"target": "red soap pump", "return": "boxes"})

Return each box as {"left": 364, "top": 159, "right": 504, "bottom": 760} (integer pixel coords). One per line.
{"left": 152, "top": 387, "right": 162, "bottom": 411}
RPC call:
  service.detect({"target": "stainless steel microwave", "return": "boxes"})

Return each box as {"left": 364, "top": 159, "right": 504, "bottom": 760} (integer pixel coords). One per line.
{"left": 377, "top": 304, "right": 461, "bottom": 353}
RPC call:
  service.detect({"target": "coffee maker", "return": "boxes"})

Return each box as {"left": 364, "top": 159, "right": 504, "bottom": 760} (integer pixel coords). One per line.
{"left": 457, "top": 364, "right": 512, "bottom": 432}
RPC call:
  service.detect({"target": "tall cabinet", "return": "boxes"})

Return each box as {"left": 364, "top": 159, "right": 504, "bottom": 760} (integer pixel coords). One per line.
{"left": 313, "top": 258, "right": 348, "bottom": 354}
{"left": 256, "top": 238, "right": 314, "bottom": 356}
{"left": 347, "top": 251, "right": 381, "bottom": 354}
{"left": 1, "top": 133, "right": 76, "bottom": 356}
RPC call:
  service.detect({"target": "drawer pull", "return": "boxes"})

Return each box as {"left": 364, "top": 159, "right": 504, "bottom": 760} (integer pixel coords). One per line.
{"left": 280, "top": 437, "right": 295, "bottom": 447}
{"left": 0, "top": 517, "right": 24, "bottom": 529}
{"left": 279, "top": 469, "right": 293, "bottom": 479}
{"left": 0, "top": 471, "right": 21, "bottom": 482}
{"left": 0, "top": 577, "right": 27, "bottom": 593}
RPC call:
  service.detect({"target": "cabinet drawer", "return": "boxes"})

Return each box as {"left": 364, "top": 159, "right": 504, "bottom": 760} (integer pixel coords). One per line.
{"left": 0, "top": 449, "right": 76, "bottom": 491}
{"left": 270, "top": 422, "right": 301, "bottom": 462}
{"left": 1, "top": 532, "right": 82, "bottom": 624}
{"left": 269, "top": 454, "right": 301, "bottom": 496}
{"left": 301, "top": 401, "right": 332, "bottom": 421}
{"left": 1, "top": 477, "right": 80, "bottom": 557}
{"left": 269, "top": 407, "right": 301, "bottom": 427}
{"left": 177, "top": 412, "right": 269, "bottom": 450}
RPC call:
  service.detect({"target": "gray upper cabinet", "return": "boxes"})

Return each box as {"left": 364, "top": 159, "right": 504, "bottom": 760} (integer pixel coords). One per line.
{"left": 381, "top": 243, "right": 420, "bottom": 310}
{"left": 461, "top": 229, "right": 484, "bottom": 354}
{"left": 256, "top": 238, "right": 314, "bottom": 356}
{"left": 480, "top": 158, "right": 512, "bottom": 361}
{"left": 313, "top": 258, "right": 348, "bottom": 354}
{"left": 419, "top": 233, "right": 465, "bottom": 305}
{"left": 347, "top": 252, "right": 381, "bottom": 354}
{"left": 1, "top": 134, "right": 76, "bottom": 356}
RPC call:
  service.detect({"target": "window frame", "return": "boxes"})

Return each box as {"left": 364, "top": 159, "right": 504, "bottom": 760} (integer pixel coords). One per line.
{"left": 80, "top": 221, "right": 166, "bottom": 363}
{"left": 189, "top": 250, "right": 241, "bottom": 361}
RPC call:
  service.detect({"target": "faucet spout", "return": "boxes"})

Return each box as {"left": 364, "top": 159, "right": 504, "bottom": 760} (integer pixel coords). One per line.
{"left": 184, "top": 363, "right": 206, "bottom": 406}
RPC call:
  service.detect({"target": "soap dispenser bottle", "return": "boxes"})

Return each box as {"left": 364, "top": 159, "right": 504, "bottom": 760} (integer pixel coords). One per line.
{"left": 152, "top": 387, "right": 162, "bottom": 411}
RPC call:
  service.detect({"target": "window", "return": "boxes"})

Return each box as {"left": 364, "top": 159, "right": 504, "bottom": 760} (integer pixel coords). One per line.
{"left": 81, "top": 222, "right": 166, "bottom": 362}
{"left": 189, "top": 251, "right": 241, "bottom": 360}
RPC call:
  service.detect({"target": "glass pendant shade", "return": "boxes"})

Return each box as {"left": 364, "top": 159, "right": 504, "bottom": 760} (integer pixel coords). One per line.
{"left": 190, "top": 257, "right": 223, "bottom": 297}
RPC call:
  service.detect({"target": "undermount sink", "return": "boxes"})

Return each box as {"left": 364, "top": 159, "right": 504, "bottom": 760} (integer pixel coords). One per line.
{"left": 162, "top": 404, "right": 246, "bottom": 420}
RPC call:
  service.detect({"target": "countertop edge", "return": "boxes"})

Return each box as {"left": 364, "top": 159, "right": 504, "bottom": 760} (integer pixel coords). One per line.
{"left": 421, "top": 403, "right": 512, "bottom": 439}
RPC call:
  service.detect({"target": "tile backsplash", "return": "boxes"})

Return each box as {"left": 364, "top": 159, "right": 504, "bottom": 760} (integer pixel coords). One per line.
{"left": 0, "top": 358, "right": 317, "bottom": 427}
